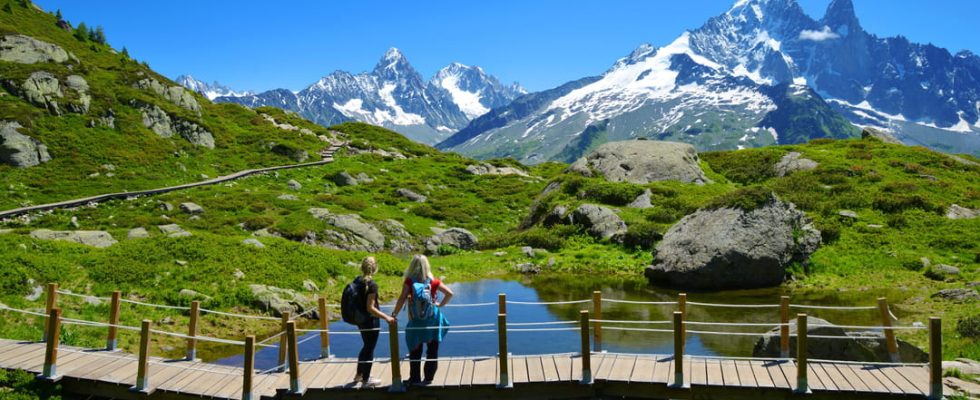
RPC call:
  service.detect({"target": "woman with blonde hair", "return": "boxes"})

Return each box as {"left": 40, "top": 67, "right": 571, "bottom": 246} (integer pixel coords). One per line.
{"left": 352, "top": 256, "right": 394, "bottom": 388}
{"left": 392, "top": 254, "right": 453, "bottom": 386}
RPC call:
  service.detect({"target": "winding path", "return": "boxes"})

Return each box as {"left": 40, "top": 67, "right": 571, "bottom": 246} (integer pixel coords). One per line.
{"left": 0, "top": 143, "right": 345, "bottom": 220}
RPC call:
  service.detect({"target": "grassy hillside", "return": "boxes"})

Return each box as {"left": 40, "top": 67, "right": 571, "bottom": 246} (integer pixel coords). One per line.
{"left": 0, "top": 0, "right": 334, "bottom": 210}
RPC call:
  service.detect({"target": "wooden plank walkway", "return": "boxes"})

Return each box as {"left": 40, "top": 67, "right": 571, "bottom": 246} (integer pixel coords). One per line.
{"left": 0, "top": 339, "right": 936, "bottom": 400}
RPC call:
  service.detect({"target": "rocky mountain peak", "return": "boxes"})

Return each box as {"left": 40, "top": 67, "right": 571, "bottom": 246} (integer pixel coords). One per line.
{"left": 374, "top": 47, "right": 415, "bottom": 77}
{"left": 821, "top": 0, "right": 861, "bottom": 36}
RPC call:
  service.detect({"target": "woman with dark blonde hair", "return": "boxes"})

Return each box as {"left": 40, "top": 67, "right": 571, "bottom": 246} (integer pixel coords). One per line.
{"left": 353, "top": 256, "right": 394, "bottom": 388}
{"left": 392, "top": 254, "right": 453, "bottom": 386}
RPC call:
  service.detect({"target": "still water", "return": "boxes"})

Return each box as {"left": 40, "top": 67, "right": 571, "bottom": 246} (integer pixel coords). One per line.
{"left": 216, "top": 276, "right": 907, "bottom": 371}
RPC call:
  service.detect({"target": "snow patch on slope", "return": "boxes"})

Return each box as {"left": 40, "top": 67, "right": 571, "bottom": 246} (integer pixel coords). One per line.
{"left": 438, "top": 74, "right": 489, "bottom": 119}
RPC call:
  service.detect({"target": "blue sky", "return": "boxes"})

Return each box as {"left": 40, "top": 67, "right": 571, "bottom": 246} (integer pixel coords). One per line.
{"left": 33, "top": 0, "right": 980, "bottom": 93}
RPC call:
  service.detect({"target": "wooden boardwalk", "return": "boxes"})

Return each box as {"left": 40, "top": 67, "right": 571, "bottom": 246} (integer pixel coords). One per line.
{"left": 0, "top": 339, "right": 937, "bottom": 400}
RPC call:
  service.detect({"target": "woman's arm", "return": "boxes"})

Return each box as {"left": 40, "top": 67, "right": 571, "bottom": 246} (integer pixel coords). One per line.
{"left": 391, "top": 284, "right": 409, "bottom": 318}
{"left": 435, "top": 283, "right": 454, "bottom": 308}
{"left": 366, "top": 293, "right": 394, "bottom": 324}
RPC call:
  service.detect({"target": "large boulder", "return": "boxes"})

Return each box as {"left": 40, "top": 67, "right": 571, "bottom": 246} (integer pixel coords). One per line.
{"left": 0, "top": 35, "right": 71, "bottom": 64}
{"left": 158, "top": 224, "right": 191, "bottom": 238}
{"left": 465, "top": 163, "right": 529, "bottom": 177}
{"left": 861, "top": 127, "right": 903, "bottom": 145}
{"left": 396, "top": 188, "right": 427, "bottom": 203}
{"left": 136, "top": 103, "right": 214, "bottom": 148}
{"left": 248, "top": 284, "right": 315, "bottom": 318}
{"left": 947, "top": 204, "right": 978, "bottom": 220}
{"left": 378, "top": 219, "right": 415, "bottom": 253}
{"left": 308, "top": 208, "right": 385, "bottom": 251}
{"left": 30, "top": 229, "right": 117, "bottom": 248}
{"left": 570, "top": 204, "right": 627, "bottom": 240}
{"left": 135, "top": 78, "right": 201, "bottom": 114}
{"left": 774, "top": 152, "right": 818, "bottom": 177}
{"left": 568, "top": 140, "right": 709, "bottom": 184}
{"left": 645, "top": 196, "right": 820, "bottom": 290}
{"left": 425, "top": 227, "right": 478, "bottom": 254}
{"left": 0, "top": 121, "right": 51, "bottom": 167}
{"left": 753, "top": 317, "right": 927, "bottom": 363}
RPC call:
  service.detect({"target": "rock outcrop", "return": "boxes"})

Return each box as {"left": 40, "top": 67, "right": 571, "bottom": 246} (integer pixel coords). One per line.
{"left": 465, "top": 163, "right": 529, "bottom": 177}
{"left": 774, "top": 152, "right": 818, "bottom": 177}
{"left": 2, "top": 71, "right": 90, "bottom": 115}
{"left": 396, "top": 188, "right": 427, "bottom": 203}
{"left": 0, "top": 35, "right": 71, "bottom": 64}
{"left": 135, "top": 78, "right": 201, "bottom": 114}
{"left": 30, "top": 229, "right": 117, "bottom": 248}
{"left": 0, "top": 121, "right": 51, "bottom": 167}
{"left": 627, "top": 189, "right": 653, "bottom": 209}
{"left": 570, "top": 204, "right": 627, "bottom": 240}
{"left": 308, "top": 208, "right": 385, "bottom": 252}
{"left": 947, "top": 204, "right": 978, "bottom": 220}
{"left": 158, "top": 224, "right": 191, "bottom": 238}
{"left": 249, "top": 284, "right": 315, "bottom": 318}
{"left": 378, "top": 219, "right": 415, "bottom": 253}
{"left": 568, "top": 140, "right": 709, "bottom": 184}
{"left": 425, "top": 227, "right": 478, "bottom": 254}
{"left": 861, "top": 127, "right": 903, "bottom": 145}
{"left": 135, "top": 103, "right": 214, "bottom": 148}
{"left": 753, "top": 317, "right": 927, "bottom": 363}
{"left": 645, "top": 197, "right": 820, "bottom": 290}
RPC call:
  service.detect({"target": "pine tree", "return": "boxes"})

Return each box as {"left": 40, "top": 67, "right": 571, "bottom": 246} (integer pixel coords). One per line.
{"left": 93, "top": 26, "right": 107, "bottom": 44}
{"left": 121, "top": 47, "right": 129, "bottom": 58}
{"left": 55, "top": 9, "right": 62, "bottom": 20}
{"left": 74, "top": 22, "right": 88, "bottom": 41}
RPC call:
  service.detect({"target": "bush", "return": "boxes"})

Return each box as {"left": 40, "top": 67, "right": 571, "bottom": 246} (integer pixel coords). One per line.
{"left": 578, "top": 181, "right": 645, "bottom": 206}
{"left": 701, "top": 148, "right": 784, "bottom": 184}
{"left": 620, "top": 222, "right": 663, "bottom": 250}
{"left": 956, "top": 315, "right": 980, "bottom": 339}
{"left": 242, "top": 215, "right": 275, "bottom": 230}
{"left": 704, "top": 186, "right": 774, "bottom": 211}
{"left": 872, "top": 194, "right": 939, "bottom": 214}
{"left": 481, "top": 226, "right": 577, "bottom": 251}
{"left": 815, "top": 219, "right": 841, "bottom": 243}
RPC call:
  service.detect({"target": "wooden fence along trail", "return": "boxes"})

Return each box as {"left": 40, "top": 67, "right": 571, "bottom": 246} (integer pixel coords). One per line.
{"left": 0, "top": 284, "right": 946, "bottom": 400}
{"left": 0, "top": 143, "right": 345, "bottom": 220}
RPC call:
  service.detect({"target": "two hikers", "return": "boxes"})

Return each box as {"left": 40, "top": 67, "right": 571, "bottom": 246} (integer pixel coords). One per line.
{"left": 343, "top": 254, "right": 453, "bottom": 388}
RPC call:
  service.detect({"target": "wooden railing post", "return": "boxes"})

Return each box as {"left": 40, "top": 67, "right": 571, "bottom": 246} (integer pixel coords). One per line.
{"left": 795, "top": 313, "right": 809, "bottom": 394}
{"left": 498, "top": 313, "right": 511, "bottom": 388}
{"left": 186, "top": 300, "right": 200, "bottom": 361}
{"left": 40, "top": 308, "right": 62, "bottom": 381}
{"left": 678, "top": 293, "right": 687, "bottom": 350}
{"left": 579, "top": 310, "right": 592, "bottom": 384}
{"left": 878, "top": 297, "right": 900, "bottom": 362}
{"left": 318, "top": 298, "right": 331, "bottom": 359}
{"left": 277, "top": 311, "right": 290, "bottom": 370}
{"left": 498, "top": 293, "right": 506, "bottom": 315}
{"left": 42, "top": 283, "right": 58, "bottom": 342}
{"left": 780, "top": 295, "right": 790, "bottom": 358}
{"left": 929, "top": 317, "right": 942, "bottom": 400}
{"left": 131, "top": 319, "right": 152, "bottom": 393}
{"left": 673, "top": 311, "right": 686, "bottom": 388}
{"left": 242, "top": 335, "right": 255, "bottom": 400}
{"left": 592, "top": 291, "right": 602, "bottom": 352}
{"left": 286, "top": 321, "right": 304, "bottom": 395}
{"left": 388, "top": 320, "right": 405, "bottom": 393}
{"left": 106, "top": 290, "right": 121, "bottom": 351}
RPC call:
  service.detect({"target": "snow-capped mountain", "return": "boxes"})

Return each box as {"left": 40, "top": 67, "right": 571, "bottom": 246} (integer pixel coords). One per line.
{"left": 175, "top": 75, "right": 253, "bottom": 100}
{"left": 440, "top": 0, "right": 980, "bottom": 162}
{"left": 214, "top": 48, "right": 524, "bottom": 144}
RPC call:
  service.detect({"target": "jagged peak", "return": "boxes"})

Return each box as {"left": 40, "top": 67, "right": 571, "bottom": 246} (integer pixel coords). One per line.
{"left": 373, "top": 47, "right": 415, "bottom": 76}
{"left": 383, "top": 47, "right": 404, "bottom": 61}
{"left": 822, "top": 0, "right": 861, "bottom": 35}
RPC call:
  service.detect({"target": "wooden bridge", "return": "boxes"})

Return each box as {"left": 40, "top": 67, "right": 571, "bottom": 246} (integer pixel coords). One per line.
{"left": 0, "top": 284, "right": 946, "bottom": 400}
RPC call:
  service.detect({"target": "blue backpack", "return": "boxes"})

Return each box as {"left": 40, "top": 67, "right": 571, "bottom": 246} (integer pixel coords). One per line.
{"left": 409, "top": 279, "right": 436, "bottom": 321}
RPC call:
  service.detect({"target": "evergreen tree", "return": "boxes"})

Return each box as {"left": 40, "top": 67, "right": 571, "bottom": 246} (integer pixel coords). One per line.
{"left": 93, "top": 25, "right": 107, "bottom": 44}
{"left": 120, "top": 47, "right": 129, "bottom": 58}
{"left": 2, "top": 3, "right": 11, "bottom": 13}
{"left": 55, "top": 9, "right": 62, "bottom": 20}
{"left": 74, "top": 22, "right": 88, "bottom": 41}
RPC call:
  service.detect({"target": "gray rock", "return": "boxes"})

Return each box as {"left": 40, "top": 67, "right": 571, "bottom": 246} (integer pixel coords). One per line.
{"left": 838, "top": 210, "right": 859, "bottom": 219}
{"left": 522, "top": 246, "right": 535, "bottom": 258}
{"left": 178, "top": 289, "right": 211, "bottom": 302}
{"left": 175, "top": 259, "right": 188, "bottom": 266}
{"left": 396, "top": 188, "right": 427, "bottom": 203}
{"left": 253, "top": 228, "right": 278, "bottom": 238}
{"left": 645, "top": 197, "right": 821, "bottom": 290}
{"left": 4, "top": 71, "right": 62, "bottom": 114}
{"left": 568, "top": 140, "right": 709, "bottom": 184}
{"left": 136, "top": 103, "right": 214, "bottom": 148}
{"left": 24, "top": 286, "right": 43, "bottom": 301}
{"left": 514, "top": 262, "right": 540, "bottom": 274}
{"left": 69, "top": 216, "right": 79, "bottom": 228}
{"left": 249, "top": 284, "right": 315, "bottom": 318}
{"left": 308, "top": 208, "right": 385, "bottom": 252}
{"left": 753, "top": 317, "right": 927, "bottom": 363}
{"left": 134, "top": 78, "right": 201, "bottom": 113}
{"left": 63, "top": 75, "right": 90, "bottom": 113}
{"left": 1, "top": 121, "right": 51, "bottom": 168}
{"left": 355, "top": 172, "right": 374, "bottom": 183}
{"left": 233, "top": 269, "right": 245, "bottom": 280}
{"left": 570, "top": 204, "right": 627, "bottom": 240}
{"left": 943, "top": 359, "right": 980, "bottom": 375}
{"left": 425, "top": 227, "right": 479, "bottom": 254}
{"left": 494, "top": 251, "right": 507, "bottom": 257}
{"left": 303, "top": 279, "right": 319, "bottom": 292}
{"left": 465, "top": 163, "right": 529, "bottom": 177}
{"left": 947, "top": 204, "right": 978, "bottom": 220}
{"left": 29, "top": 229, "right": 118, "bottom": 248}
{"left": 929, "top": 264, "right": 961, "bottom": 278}
{"left": 861, "top": 127, "right": 903, "bottom": 145}
{"left": 127, "top": 227, "right": 149, "bottom": 239}
{"left": 378, "top": 219, "right": 415, "bottom": 253}
{"left": 277, "top": 194, "right": 299, "bottom": 201}
{"left": 774, "top": 152, "right": 818, "bottom": 177}
{"left": 287, "top": 179, "right": 302, "bottom": 190}
{"left": 332, "top": 171, "right": 359, "bottom": 186}
{"left": 157, "top": 224, "right": 191, "bottom": 238}
{"left": 627, "top": 189, "right": 653, "bottom": 209}
{"left": 179, "top": 202, "right": 204, "bottom": 214}
{"left": 159, "top": 202, "right": 174, "bottom": 212}
{"left": 0, "top": 35, "right": 71, "bottom": 64}
{"left": 243, "top": 238, "right": 265, "bottom": 249}
{"left": 932, "top": 288, "right": 979, "bottom": 302}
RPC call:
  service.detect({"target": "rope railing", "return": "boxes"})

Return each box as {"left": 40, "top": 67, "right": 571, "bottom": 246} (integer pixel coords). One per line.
{"left": 600, "top": 298, "right": 677, "bottom": 305}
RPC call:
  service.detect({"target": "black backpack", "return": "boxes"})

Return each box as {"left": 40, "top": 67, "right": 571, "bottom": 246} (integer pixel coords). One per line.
{"left": 341, "top": 277, "right": 370, "bottom": 325}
